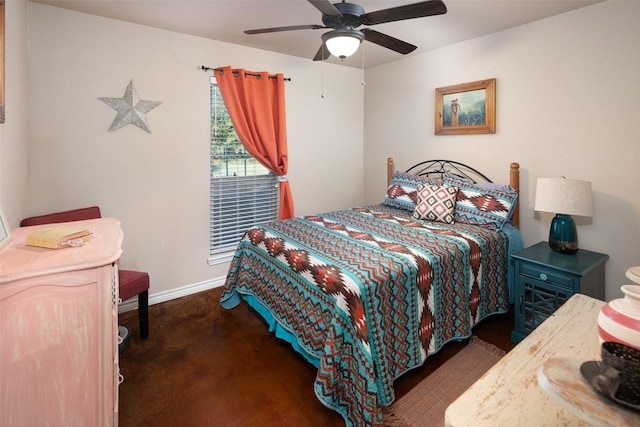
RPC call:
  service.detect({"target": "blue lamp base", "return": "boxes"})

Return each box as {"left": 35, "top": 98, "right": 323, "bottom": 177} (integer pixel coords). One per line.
{"left": 548, "top": 214, "right": 578, "bottom": 254}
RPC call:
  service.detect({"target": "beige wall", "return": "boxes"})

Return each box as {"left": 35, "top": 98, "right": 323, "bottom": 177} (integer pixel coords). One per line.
{"left": 8, "top": 1, "right": 638, "bottom": 305}
{"left": 26, "top": 3, "right": 364, "bottom": 303}
{"left": 0, "top": 0, "right": 29, "bottom": 230}
{"left": 364, "top": 0, "right": 640, "bottom": 300}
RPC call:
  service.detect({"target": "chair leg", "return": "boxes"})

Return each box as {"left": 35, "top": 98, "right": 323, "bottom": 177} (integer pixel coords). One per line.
{"left": 138, "top": 290, "right": 149, "bottom": 339}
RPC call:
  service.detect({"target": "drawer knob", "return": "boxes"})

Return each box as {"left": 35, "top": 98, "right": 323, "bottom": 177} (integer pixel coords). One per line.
{"left": 539, "top": 273, "right": 548, "bottom": 281}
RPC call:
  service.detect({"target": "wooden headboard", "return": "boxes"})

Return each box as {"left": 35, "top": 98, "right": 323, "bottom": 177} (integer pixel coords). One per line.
{"left": 386, "top": 157, "right": 520, "bottom": 229}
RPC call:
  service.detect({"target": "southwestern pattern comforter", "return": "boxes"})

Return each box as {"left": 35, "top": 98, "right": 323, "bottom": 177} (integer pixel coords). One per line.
{"left": 220, "top": 204, "right": 515, "bottom": 427}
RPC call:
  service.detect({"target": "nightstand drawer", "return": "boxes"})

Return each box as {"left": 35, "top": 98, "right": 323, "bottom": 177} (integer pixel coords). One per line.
{"left": 519, "top": 263, "right": 575, "bottom": 289}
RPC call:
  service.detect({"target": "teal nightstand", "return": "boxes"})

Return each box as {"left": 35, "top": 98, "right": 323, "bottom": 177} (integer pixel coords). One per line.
{"left": 510, "top": 241, "right": 608, "bottom": 343}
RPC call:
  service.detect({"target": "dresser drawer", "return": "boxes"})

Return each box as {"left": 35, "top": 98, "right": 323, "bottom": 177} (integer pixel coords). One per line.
{"left": 518, "top": 262, "right": 575, "bottom": 289}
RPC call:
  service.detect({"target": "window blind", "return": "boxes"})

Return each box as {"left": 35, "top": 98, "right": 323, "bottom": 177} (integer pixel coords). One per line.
{"left": 210, "top": 174, "right": 279, "bottom": 254}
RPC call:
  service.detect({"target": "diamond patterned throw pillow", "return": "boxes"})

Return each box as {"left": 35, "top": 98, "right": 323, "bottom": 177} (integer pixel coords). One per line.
{"left": 412, "top": 184, "right": 459, "bottom": 223}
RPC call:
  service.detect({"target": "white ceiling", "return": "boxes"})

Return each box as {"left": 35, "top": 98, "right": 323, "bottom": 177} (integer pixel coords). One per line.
{"left": 31, "top": 0, "right": 603, "bottom": 68}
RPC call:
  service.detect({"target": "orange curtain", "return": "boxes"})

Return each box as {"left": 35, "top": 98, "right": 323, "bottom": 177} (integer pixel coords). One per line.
{"left": 215, "top": 66, "right": 294, "bottom": 219}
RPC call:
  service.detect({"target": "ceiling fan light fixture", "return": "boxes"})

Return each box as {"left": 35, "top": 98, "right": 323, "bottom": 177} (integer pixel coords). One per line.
{"left": 322, "top": 28, "right": 364, "bottom": 59}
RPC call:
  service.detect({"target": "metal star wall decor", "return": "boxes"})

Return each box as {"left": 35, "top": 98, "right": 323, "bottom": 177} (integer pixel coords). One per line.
{"left": 99, "top": 80, "right": 162, "bottom": 133}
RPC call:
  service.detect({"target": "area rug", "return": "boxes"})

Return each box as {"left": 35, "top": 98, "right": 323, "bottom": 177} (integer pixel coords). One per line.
{"left": 382, "top": 337, "right": 506, "bottom": 427}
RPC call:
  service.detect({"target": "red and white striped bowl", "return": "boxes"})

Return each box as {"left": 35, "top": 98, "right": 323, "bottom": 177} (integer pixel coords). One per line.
{"left": 598, "top": 284, "right": 640, "bottom": 351}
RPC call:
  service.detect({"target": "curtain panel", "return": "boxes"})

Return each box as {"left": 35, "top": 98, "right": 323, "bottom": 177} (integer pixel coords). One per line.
{"left": 215, "top": 66, "right": 294, "bottom": 219}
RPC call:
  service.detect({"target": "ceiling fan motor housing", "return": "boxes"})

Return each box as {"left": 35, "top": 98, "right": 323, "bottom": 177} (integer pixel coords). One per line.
{"left": 322, "top": 2, "right": 365, "bottom": 28}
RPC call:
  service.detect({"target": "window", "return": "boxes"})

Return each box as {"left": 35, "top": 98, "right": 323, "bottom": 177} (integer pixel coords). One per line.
{"left": 209, "top": 78, "right": 279, "bottom": 257}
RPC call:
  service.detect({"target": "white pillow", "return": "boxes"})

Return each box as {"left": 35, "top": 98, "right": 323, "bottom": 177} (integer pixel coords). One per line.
{"left": 412, "top": 184, "right": 459, "bottom": 224}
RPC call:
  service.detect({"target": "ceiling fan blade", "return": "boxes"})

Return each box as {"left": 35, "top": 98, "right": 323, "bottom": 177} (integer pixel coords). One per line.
{"left": 307, "top": 0, "right": 343, "bottom": 17}
{"left": 245, "top": 24, "right": 325, "bottom": 35}
{"left": 313, "top": 43, "right": 331, "bottom": 61}
{"left": 361, "top": 0, "right": 447, "bottom": 26}
{"left": 362, "top": 29, "right": 416, "bottom": 54}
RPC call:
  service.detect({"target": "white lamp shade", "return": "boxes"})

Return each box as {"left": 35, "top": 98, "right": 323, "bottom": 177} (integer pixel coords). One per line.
{"left": 325, "top": 35, "right": 361, "bottom": 58}
{"left": 534, "top": 177, "right": 593, "bottom": 217}
{"left": 321, "top": 28, "right": 364, "bottom": 59}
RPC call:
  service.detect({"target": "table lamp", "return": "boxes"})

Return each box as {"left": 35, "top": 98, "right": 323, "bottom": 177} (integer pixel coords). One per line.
{"left": 534, "top": 177, "right": 593, "bottom": 254}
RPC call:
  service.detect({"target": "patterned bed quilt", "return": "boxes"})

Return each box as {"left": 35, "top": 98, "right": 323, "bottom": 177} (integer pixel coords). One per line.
{"left": 220, "top": 204, "right": 521, "bottom": 427}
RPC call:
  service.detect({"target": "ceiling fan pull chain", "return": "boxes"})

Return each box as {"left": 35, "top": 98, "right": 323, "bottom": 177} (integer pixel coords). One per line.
{"left": 361, "top": 42, "right": 366, "bottom": 87}
{"left": 321, "top": 60, "right": 325, "bottom": 98}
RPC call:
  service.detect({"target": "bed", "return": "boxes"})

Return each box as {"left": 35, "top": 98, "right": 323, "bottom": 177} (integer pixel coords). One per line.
{"left": 220, "top": 158, "right": 522, "bottom": 427}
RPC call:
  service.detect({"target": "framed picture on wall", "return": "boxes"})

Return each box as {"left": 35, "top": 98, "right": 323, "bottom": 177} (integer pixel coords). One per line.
{"left": 0, "top": 206, "right": 10, "bottom": 251}
{"left": 435, "top": 78, "right": 495, "bottom": 135}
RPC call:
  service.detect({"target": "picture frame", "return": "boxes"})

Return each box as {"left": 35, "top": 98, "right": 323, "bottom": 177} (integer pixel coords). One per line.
{"left": 435, "top": 78, "right": 495, "bottom": 135}
{"left": 0, "top": 206, "right": 10, "bottom": 251}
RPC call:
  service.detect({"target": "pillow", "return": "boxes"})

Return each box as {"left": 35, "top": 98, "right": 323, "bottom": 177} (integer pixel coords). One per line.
{"left": 443, "top": 172, "right": 518, "bottom": 230}
{"left": 384, "top": 171, "right": 444, "bottom": 212}
{"left": 412, "top": 184, "right": 458, "bottom": 224}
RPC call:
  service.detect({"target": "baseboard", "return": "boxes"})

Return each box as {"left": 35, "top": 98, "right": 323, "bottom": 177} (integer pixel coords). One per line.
{"left": 118, "top": 276, "right": 226, "bottom": 313}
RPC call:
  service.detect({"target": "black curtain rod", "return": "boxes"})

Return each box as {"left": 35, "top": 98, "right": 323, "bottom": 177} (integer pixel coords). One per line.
{"left": 201, "top": 66, "right": 291, "bottom": 81}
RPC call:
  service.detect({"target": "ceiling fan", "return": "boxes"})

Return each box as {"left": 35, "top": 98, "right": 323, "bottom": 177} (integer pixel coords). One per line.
{"left": 244, "top": 0, "right": 447, "bottom": 61}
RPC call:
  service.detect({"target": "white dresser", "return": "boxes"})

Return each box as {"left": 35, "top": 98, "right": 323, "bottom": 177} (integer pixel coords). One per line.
{"left": 445, "top": 293, "right": 640, "bottom": 426}
{"left": 0, "top": 218, "right": 123, "bottom": 426}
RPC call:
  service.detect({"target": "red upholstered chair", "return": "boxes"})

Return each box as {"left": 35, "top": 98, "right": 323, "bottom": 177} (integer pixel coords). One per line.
{"left": 21, "top": 206, "right": 149, "bottom": 339}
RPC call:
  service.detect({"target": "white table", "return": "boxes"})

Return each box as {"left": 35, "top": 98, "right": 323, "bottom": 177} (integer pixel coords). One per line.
{"left": 444, "top": 293, "right": 639, "bottom": 426}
